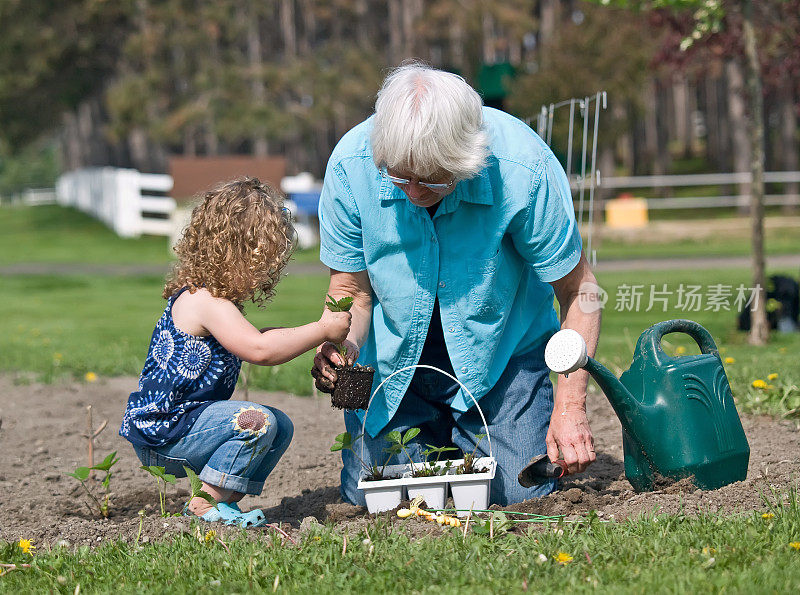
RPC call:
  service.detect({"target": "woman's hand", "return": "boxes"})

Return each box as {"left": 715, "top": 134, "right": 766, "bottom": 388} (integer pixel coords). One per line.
{"left": 312, "top": 340, "right": 360, "bottom": 392}
{"left": 545, "top": 404, "right": 596, "bottom": 475}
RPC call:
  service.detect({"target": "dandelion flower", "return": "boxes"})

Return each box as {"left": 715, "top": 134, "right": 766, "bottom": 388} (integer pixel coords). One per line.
{"left": 762, "top": 512, "right": 775, "bottom": 520}
{"left": 18, "top": 538, "right": 35, "bottom": 555}
{"left": 702, "top": 546, "right": 716, "bottom": 556}
{"left": 767, "top": 373, "right": 778, "bottom": 381}
{"left": 724, "top": 357, "right": 735, "bottom": 364}
{"left": 554, "top": 552, "right": 573, "bottom": 565}
{"left": 752, "top": 379, "right": 767, "bottom": 389}
{"left": 204, "top": 529, "right": 217, "bottom": 543}
{"left": 85, "top": 372, "right": 98, "bottom": 382}
{"left": 789, "top": 542, "right": 800, "bottom": 551}
{"left": 675, "top": 346, "right": 687, "bottom": 355}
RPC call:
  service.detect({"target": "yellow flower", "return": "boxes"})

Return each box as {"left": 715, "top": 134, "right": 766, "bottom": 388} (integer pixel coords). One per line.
{"left": 752, "top": 379, "right": 767, "bottom": 389}
{"left": 18, "top": 538, "right": 35, "bottom": 555}
{"left": 702, "top": 546, "right": 716, "bottom": 556}
{"left": 54, "top": 352, "right": 63, "bottom": 361}
{"left": 762, "top": 512, "right": 775, "bottom": 520}
{"left": 204, "top": 529, "right": 217, "bottom": 543}
{"left": 724, "top": 357, "right": 735, "bottom": 364}
{"left": 85, "top": 372, "right": 98, "bottom": 382}
{"left": 675, "top": 346, "right": 687, "bottom": 355}
{"left": 789, "top": 542, "right": 800, "bottom": 551}
{"left": 767, "top": 373, "right": 778, "bottom": 381}
{"left": 554, "top": 552, "right": 573, "bottom": 565}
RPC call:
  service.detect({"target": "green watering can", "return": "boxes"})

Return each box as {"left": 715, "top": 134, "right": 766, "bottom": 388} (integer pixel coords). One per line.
{"left": 543, "top": 319, "right": 750, "bottom": 491}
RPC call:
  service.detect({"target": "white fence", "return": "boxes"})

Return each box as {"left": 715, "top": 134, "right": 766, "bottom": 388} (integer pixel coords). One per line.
{"left": 579, "top": 171, "right": 800, "bottom": 212}
{"left": 56, "top": 168, "right": 176, "bottom": 238}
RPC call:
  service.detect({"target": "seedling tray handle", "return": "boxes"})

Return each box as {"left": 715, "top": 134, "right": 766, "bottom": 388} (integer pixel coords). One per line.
{"left": 359, "top": 364, "right": 494, "bottom": 463}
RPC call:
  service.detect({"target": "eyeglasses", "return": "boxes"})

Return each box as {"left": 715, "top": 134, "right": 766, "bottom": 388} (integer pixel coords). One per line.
{"left": 380, "top": 168, "right": 455, "bottom": 193}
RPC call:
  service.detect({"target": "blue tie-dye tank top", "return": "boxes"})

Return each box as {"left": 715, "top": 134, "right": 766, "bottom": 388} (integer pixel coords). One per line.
{"left": 119, "top": 288, "right": 242, "bottom": 447}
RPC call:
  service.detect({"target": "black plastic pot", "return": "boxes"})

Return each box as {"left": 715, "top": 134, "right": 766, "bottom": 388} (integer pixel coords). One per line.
{"left": 330, "top": 365, "right": 374, "bottom": 410}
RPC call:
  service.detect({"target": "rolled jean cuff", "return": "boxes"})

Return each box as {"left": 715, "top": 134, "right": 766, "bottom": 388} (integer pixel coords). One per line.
{"left": 199, "top": 465, "right": 264, "bottom": 495}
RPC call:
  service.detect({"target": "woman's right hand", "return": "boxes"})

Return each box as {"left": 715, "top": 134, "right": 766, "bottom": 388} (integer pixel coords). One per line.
{"left": 319, "top": 308, "right": 352, "bottom": 344}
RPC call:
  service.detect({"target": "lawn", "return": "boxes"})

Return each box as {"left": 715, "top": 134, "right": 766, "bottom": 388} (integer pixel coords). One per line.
{"left": 1, "top": 204, "right": 799, "bottom": 591}
{"left": 1, "top": 205, "right": 798, "bottom": 415}
{"left": 2, "top": 493, "right": 799, "bottom": 593}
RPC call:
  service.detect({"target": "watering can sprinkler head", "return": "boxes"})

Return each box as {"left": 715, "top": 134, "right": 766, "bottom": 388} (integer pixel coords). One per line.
{"left": 545, "top": 329, "right": 588, "bottom": 375}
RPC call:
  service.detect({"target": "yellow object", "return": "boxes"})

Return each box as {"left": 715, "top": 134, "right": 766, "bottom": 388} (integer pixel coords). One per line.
{"left": 396, "top": 508, "right": 413, "bottom": 518}
{"left": 554, "top": 552, "right": 573, "bottom": 565}
{"left": 605, "top": 195, "right": 649, "bottom": 229}
{"left": 18, "top": 538, "right": 35, "bottom": 555}
{"left": 84, "top": 372, "right": 98, "bottom": 382}
{"left": 762, "top": 512, "right": 775, "bottom": 520}
{"left": 724, "top": 357, "right": 735, "bottom": 364}
{"left": 752, "top": 379, "right": 768, "bottom": 389}
{"left": 789, "top": 542, "right": 800, "bottom": 550}
{"left": 768, "top": 373, "right": 778, "bottom": 381}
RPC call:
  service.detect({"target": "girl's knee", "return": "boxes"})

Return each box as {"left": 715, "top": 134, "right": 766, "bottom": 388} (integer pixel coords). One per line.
{"left": 270, "top": 408, "right": 294, "bottom": 451}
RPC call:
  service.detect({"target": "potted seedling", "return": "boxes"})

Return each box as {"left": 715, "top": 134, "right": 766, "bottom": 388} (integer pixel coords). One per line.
{"left": 403, "top": 441, "right": 458, "bottom": 511}
{"left": 448, "top": 434, "right": 497, "bottom": 517}
{"left": 331, "top": 430, "right": 410, "bottom": 513}
{"left": 314, "top": 294, "right": 375, "bottom": 410}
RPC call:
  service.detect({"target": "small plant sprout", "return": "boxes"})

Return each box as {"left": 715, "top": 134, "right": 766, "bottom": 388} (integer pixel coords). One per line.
{"left": 458, "top": 433, "right": 487, "bottom": 474}
{"left": 325, "top": 294, "right": 354, "bottom": 359}
{"left": 331, "top": 431, "right": 403, "bottom": 480}
{"left": 66, "top": 451, "right": 119, "bottom": 518}
{"left": 414, "top": 445, "right": 459, "bottom": 477}
{"left": 384, "top": 428, "right": 422, "bottom": 472}
{"left": 140, "top": 465, "right": 177, "bottom": 517}
{"left": 183, "top": 466, "right": 218, "bottom": 509}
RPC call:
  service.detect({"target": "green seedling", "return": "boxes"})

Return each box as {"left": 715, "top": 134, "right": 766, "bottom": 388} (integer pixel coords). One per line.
{"left": 331, "top": 431, "right": 403, "bottom": 480}
{"left": 183, "top": 466, "right": 218, "bottom": 510}
{"left": 140, "top": 465, "right": 177, "bottom": 517}
{"left": 66, "top": 451, "right": 119, "bottom": 518}
{"left": 325, "top": 294, "right": 354, "bottom": 360}
{"left": 471, "top": 511, "right": 511, "bottom": 537}
{"left": 458, "top": 433, "right": 487, "bottom": 474}
{"left": 413, "top": 444, "right": 459, "bottom": 477}
{"left": 384, "top": 427, "right": 422, "bottom": 473}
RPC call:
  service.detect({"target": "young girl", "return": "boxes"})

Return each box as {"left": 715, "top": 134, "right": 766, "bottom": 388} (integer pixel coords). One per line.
{"left": 119, "top": 178, "right": 351, "bottom": 527}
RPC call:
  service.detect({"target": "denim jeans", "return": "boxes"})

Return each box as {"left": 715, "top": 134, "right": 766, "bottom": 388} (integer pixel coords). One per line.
{"left": 340, "top": 345, "right": 556, "bottom": 507}
{"left": 134, "top": 400, "right": 293, "bottom": 495}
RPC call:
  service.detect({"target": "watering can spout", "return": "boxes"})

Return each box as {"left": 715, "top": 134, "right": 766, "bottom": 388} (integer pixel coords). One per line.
{"left": 544, "top": 329, "right": 639, "bottom": 423}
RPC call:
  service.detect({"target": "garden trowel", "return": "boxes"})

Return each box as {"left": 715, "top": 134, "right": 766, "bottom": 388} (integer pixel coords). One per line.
{"left": 517, "top": 454, "right": 567, "bottom": 487}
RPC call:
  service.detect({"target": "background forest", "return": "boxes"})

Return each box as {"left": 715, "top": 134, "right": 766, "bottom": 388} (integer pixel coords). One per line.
{"left": 0, "top": 0, "right": 798, "bottom": 192}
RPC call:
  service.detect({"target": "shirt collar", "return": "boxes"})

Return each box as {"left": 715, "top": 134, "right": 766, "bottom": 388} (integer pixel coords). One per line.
{"left": 379, "top": 167, "right": 494, "bottom": 213}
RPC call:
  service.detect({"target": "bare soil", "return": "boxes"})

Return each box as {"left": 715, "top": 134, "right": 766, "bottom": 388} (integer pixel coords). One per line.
{"left": 1, "top": 374, "right": 798, "bottom": 547}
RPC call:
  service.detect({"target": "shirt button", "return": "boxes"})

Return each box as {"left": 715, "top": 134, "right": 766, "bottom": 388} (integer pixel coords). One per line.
{"left": 439, "top": 281, "right": 446, "bottom": 288}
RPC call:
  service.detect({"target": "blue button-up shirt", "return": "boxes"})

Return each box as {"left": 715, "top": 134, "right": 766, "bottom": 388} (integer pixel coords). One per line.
{"left": 319, "top": 107, "right": 583, "bottom": 436}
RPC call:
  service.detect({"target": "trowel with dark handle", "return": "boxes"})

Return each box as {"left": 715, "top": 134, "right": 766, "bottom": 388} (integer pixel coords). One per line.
{"left": 517, "top": 454, "right": 568, "bottom": 487}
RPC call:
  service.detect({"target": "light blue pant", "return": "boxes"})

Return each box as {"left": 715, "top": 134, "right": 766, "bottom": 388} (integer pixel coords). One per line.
{"left": 134, "top": 400, "right": 293, "bottom": 495}
{"left": 341, "top": 345, "right": 556, "bottom": 506}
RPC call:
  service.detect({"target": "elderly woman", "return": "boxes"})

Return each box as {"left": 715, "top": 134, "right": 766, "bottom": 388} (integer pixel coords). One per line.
{"left": 313, "top": 63, "right": 601, "bottom": 506}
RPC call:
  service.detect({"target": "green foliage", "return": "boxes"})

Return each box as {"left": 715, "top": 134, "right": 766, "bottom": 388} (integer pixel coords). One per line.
{"left": 66, "top": 452, "right": 119, "bottom": 518}
{"left": 471, "top": 511, "right": 512, "bottom": 536}
{"left": 140, "top": 466, "right": 177, "bottom": 517}
{"left": 184, "top": 467, "right": 217, "bottom": 509}
{"left": 325, "top": 294, "right": 354, "bottom": 312}
{"left": 3, "top": 487, "right": 800, "bottom": 591}
{"left": 458, "top": 433, "right": 487, "bottom": 475}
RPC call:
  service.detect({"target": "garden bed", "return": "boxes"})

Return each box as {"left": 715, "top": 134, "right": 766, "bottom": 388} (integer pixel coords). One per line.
{"left": 0, "top": 373, "right": 798, "bottom": 547}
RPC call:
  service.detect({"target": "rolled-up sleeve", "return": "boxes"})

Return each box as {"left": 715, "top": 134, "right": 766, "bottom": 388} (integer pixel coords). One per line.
{"left": 318, "top": 161, "right": 367, "bottom": 272}
{"left": 511, "top": 155, "right": 583, "bottom": 282}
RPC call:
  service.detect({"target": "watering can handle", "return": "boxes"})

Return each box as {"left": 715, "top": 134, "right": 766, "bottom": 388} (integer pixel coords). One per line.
{"left": 646, "top": 319, "right": 719, "bottom": 365}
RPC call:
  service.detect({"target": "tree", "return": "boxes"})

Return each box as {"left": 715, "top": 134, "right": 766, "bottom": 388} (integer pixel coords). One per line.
{"left": 586, "top": 0, "right": 772, "bottom": 346}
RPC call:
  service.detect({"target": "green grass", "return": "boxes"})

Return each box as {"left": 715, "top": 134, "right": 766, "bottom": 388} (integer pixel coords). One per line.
{"left": 0, "top": 204, "right": 798, "bottom": 415}
{"left": 2, "top": 489, "right": 799, "bottom": 593}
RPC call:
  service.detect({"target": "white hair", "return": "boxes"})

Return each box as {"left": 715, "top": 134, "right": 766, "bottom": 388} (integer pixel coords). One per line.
{"left": 371, "top": 63, "right": 490, "bottom": 181}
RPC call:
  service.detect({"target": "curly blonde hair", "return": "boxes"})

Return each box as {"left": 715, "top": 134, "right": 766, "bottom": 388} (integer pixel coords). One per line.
{"left": 164, "top": 178, "right": 295, "bottom": 308}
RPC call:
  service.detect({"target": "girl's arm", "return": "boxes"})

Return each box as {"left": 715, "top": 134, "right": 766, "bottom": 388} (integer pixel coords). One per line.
{"left": 173, "top": 289, "right": 351, "bottom": 366}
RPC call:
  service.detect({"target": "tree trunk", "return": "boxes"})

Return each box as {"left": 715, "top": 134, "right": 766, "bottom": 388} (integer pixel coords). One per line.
{"left": 727, "top": 58, "right": 751, "bottom": 212}
{"left": 280, "top": 0, "right": 296, "bottom": 59}
{"left": 245, "top": 4, "right": 268, "bottom": 156}
{"left": 778, "top": 84, "right": 799, "bottom": 214}
{"left": 742, "top": 0, "right": 769, "bottom": 346}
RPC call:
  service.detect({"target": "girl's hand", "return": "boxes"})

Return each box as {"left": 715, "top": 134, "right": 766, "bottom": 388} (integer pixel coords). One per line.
{"left": 319, "top": 308, "right": 352, "bottom": 343}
